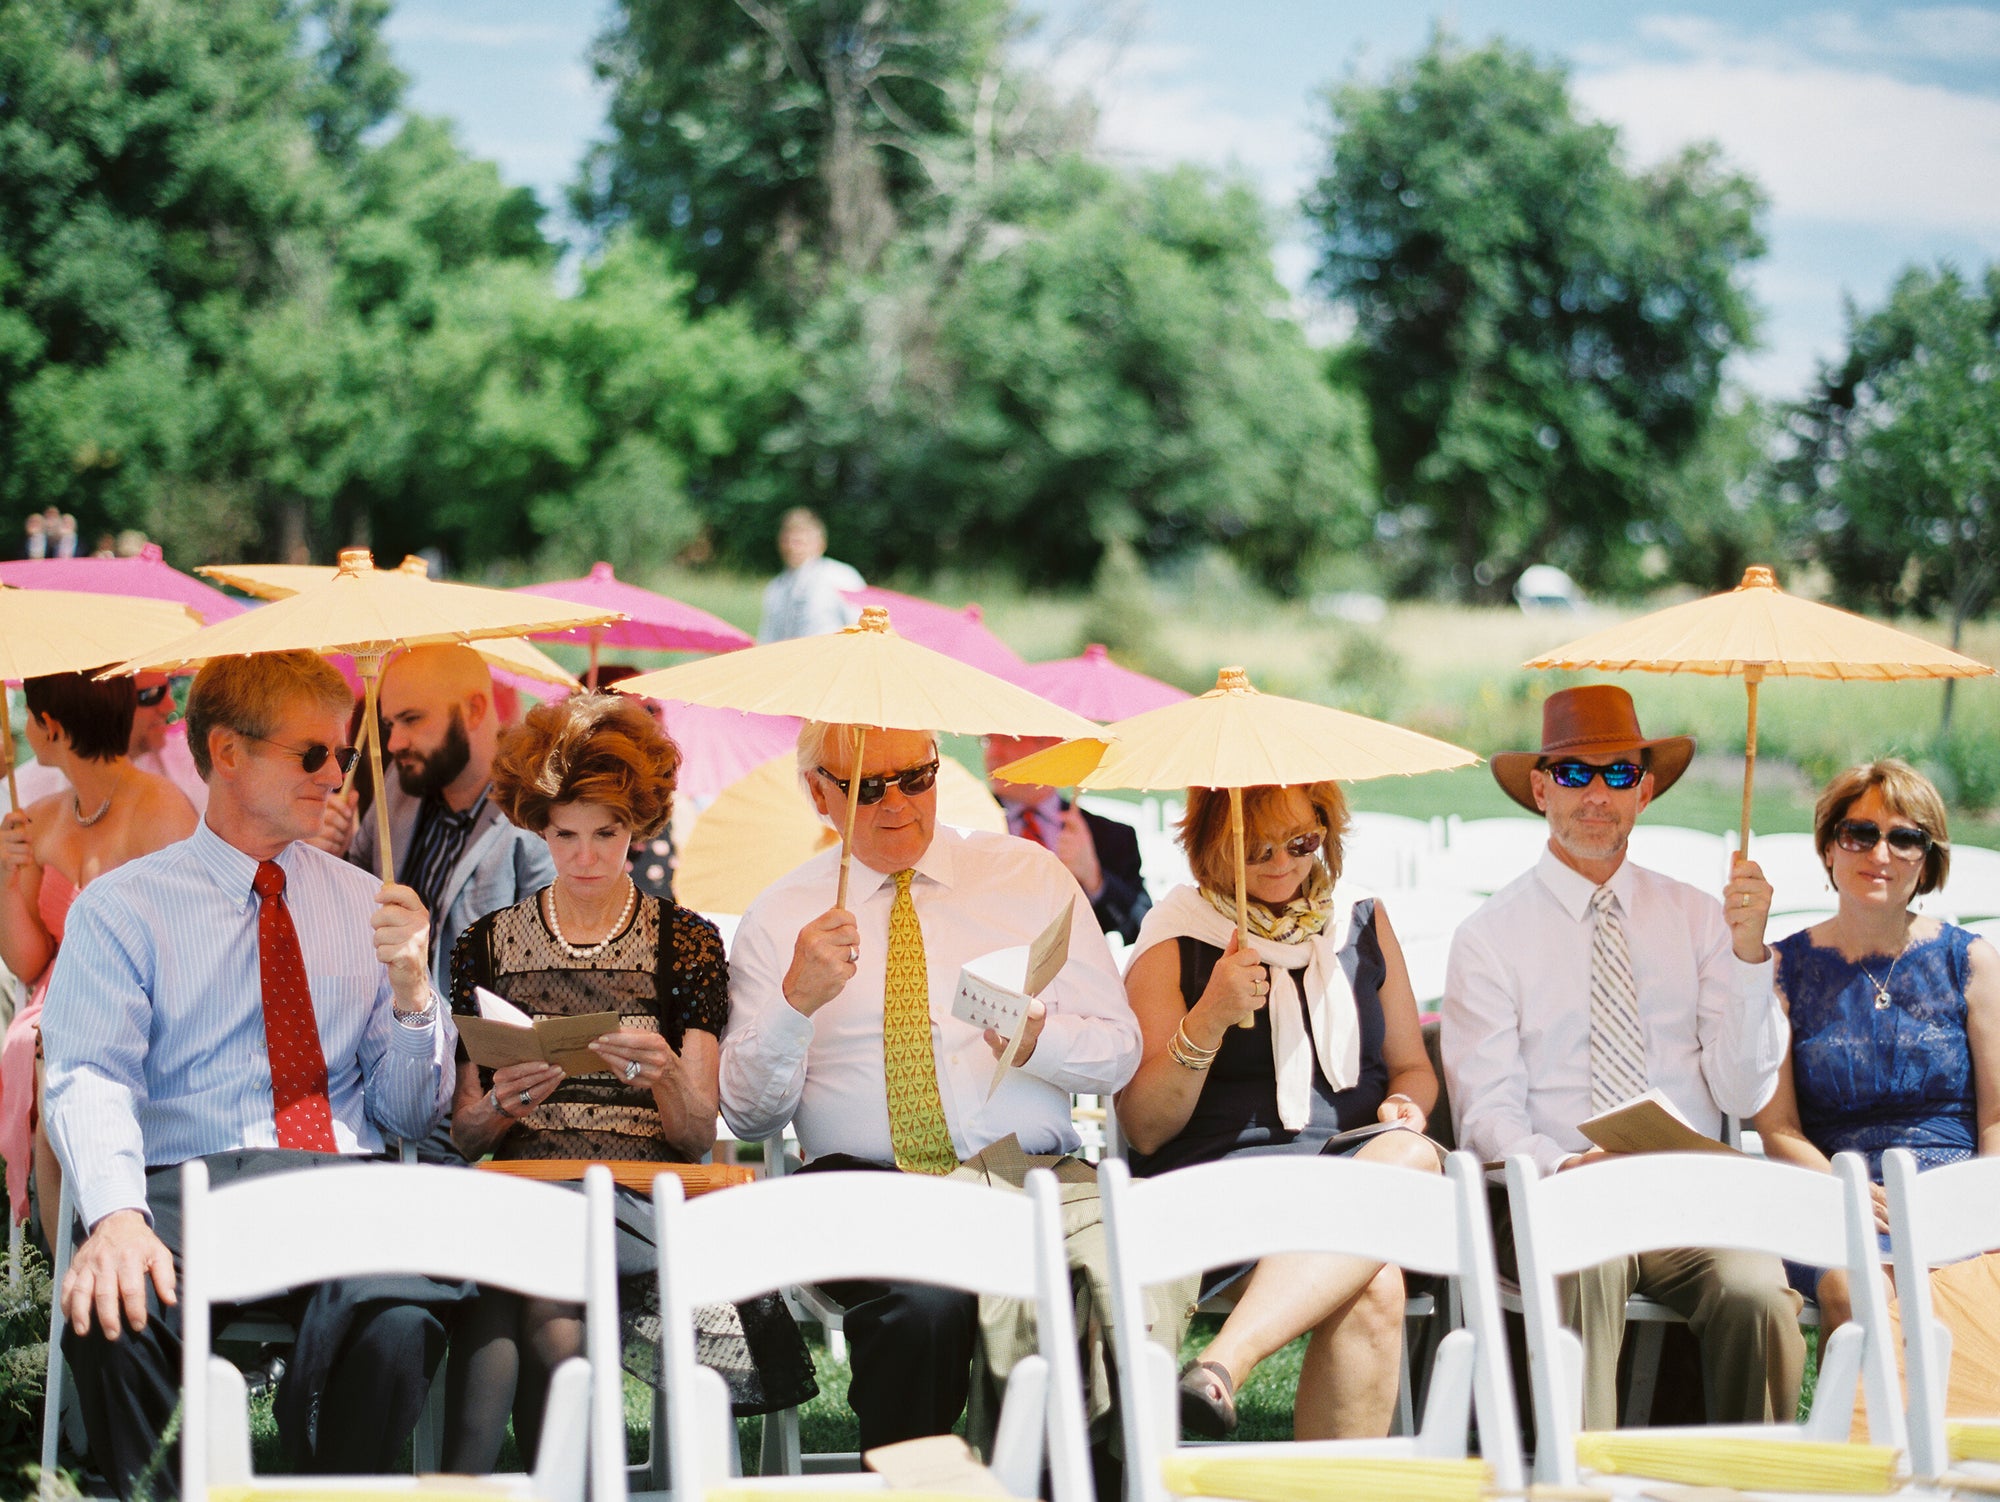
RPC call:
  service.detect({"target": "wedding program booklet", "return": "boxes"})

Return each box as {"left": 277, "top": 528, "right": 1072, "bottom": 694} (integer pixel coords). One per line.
{"left": 455, "top": 985, "right": 620, "bottom": 1077}
{"left": 1579, "top": 1086, "right": 1741, "bottom": 1157}
{"left": 950, "top": 904, "right": 1073, "bottom": 1097}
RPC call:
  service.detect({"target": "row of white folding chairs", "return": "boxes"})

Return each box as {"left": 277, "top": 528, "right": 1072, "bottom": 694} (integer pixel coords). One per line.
{"left": 150, "top": 1160, "right": 1090, "bottom": 1502}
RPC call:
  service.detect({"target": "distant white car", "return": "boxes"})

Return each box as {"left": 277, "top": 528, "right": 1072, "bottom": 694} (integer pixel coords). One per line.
{"left": 1514, "top": 564, "right": 1583, "bottom": 612}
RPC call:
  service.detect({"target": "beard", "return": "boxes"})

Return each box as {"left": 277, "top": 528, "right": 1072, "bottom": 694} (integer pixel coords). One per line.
{"left": 395, "top": 708, "right": 473, "bottom": 799}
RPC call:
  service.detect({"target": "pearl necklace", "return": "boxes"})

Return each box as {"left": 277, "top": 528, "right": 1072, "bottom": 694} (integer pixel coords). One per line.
{"left": 74, "top": 791, "right": 113, "bottom": 828}
{"left": 544, "top": 878, "right": 636, "bottom": 959}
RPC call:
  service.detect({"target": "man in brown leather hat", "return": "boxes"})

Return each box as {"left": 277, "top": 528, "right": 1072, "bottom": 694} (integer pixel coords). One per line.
{"left": 1441, "top": 684, "right": 1800, "bottom": 1429}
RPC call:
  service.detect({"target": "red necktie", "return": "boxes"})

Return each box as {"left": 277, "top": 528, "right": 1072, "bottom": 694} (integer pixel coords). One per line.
{"left": 254, "top": 860, "right": 337, "bottom": 1151}
{"left": 1021, "top": 806, "right": 1052, "bottom": 850}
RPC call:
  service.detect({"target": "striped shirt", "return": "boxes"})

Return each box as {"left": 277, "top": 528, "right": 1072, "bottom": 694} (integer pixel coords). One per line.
{"left": 41, "top": 819, "right": 455, "bottom": 1229}
{"left": 404, "top": 786, "right": 488, "bottom": 950}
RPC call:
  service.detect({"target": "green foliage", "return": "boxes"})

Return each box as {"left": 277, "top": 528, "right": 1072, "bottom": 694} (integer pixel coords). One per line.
{"left": 719, "top": 158, "right": 1375, "bottom": 591}
{"left": 574, "top": 0, "right": 1030, "bottom": 317}
{"left": 1305, "top": 32, "right": 1766, "bottom": 600}
{"left": 1776, "top": 263, "right": 2000, "bottom": 640}
{"left": 0, "top": 1238, "right": 53, "bottom": 1483}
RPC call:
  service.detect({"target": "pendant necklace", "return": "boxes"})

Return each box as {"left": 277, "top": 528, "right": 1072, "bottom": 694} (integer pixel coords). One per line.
{"left": 1856, "top": 933, "right": 1912, "bottom": 1011}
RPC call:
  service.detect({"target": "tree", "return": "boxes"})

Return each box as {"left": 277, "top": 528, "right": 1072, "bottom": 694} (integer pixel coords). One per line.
{"left": 710, "top": 158, "right": 1375, "bottom": 590}
{"left": 1774, "top": 263, "right": 2000, "bottom": 727}
{"left": 1304, "top": 33, "right": 1766, "bottom": 600}
{"left": 572, "top": 0, "right": 1083, "bottom": 319}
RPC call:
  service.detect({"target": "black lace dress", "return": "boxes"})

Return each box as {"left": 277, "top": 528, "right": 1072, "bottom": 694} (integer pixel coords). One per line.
{"left": 449, "top": 891, "right": 816, "bottom": 1415}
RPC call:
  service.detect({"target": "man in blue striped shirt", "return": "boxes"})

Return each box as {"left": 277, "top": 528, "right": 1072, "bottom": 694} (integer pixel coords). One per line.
{"left": 41, "top": 650, "right": 455, "bottom": 1497}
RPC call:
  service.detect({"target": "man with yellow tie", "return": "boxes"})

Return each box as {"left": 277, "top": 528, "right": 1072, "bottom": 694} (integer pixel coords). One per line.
{"left": 723, "top": 722, "right": 1139, "bottom": 1448}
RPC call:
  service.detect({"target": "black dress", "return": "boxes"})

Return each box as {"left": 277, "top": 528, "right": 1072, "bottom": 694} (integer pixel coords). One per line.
{"left": 449, "top": 890, "right": 816, "bottom": 1415}
{"left": 1128, "top": 899, "right": 1392, "bottom": 1179}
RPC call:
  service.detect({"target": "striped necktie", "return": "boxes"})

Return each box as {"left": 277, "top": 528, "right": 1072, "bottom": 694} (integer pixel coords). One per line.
{"left": 882, "top": 870, "right": 958, "bottom": 1175}
{"left": 1589, "top": 884, "right": 1647, "bottom": 1114}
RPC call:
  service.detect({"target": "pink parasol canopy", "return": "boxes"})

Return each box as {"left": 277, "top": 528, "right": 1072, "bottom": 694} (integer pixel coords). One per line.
{"left": 519, "top": 563, "right": 750, "bottom": 685}
{"left": 841, "top": 586, "right": 1027, "bottom": 678}
{"left": 0, "top": 543, "right": 244, "bottom": 624}
{"left": 1013, "top": 643, "right": 1189, "bottom": 722}
{"left": 654, "top": 701, "right": 804, "bottom": 807}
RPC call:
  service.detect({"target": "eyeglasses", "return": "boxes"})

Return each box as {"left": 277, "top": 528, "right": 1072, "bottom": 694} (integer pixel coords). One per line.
{"left": 1542, "top": 760, "right": 1646, "bottom": 791}
{"left": 1834, "top": 819, "right": 1934, "bottom": 861}
{"left": 134, "top": 684, "right": 170, "bottom": 708}
{"left": 1246, "top": 829, "right": 1326, "bottom": 866}
{"left": 245, "top": 734, "right": 361, "bottom": 777}
{"left": 816, "top": 758, "right": 941, "bottom": 806}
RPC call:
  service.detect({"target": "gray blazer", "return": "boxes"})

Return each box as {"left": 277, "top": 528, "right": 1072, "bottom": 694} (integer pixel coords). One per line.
{"left": 348, "top": 781, "right": 556, "bottom": 997}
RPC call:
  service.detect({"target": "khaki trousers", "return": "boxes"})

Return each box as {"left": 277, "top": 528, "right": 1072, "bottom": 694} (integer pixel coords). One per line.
{"left": 1563, "top": 1247, "right": 1806, "bottom": 1430}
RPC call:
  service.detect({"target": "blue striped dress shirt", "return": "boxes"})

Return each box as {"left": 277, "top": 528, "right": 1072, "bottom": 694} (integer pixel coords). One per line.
{"left": 42, "top": 820, "right": 456, "bottom": 1229}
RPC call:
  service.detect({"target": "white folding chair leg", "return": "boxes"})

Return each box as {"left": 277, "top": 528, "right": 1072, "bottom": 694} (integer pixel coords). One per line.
{"left": 204, "top": 1358, "right": 255, "bottom": 1486}
{"left": 40, "top": 1181, "right": 75, "bottom": 1485}
{"left": 758, "top": 1406, "right": 802, "bottom": 1476}
{"left": 532, "top": 1357, "right": 592, "bottom": 1502}
{"left": 986, "top": 1352, "right": 1049, "bottom": 1498}
{"left": 1411, "top": 1329, "right": 1475, "bottom": 1459}
{"left": 7, "top": 1216, "right": 20, "bottom": 1291}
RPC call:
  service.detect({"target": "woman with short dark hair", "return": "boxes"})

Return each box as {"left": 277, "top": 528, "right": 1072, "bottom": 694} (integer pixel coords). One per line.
{"left": 1117, "top": 780, "right": 1440, "bottom": 1441}
{"left": 1753, "top": 758, "right": 1999, "bottom": 1334}
{"left": 0, "top": 669, "right": 196, "bottom": 1246}
{"left": 440, "top": 692, "right": 811, "bottom": 1471}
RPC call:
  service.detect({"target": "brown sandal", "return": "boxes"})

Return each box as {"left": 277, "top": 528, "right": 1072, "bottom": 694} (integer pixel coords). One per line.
{"left": 1178, "top": 1358, "right": 1238, "bottom": 1438}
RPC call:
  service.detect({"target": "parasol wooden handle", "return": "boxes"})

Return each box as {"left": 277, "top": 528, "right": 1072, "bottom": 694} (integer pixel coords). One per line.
{"left": 360, "top": 659, "right": 394, "bottom": 885}
{"left": 1228, "top": 787, "right": 1253, "bottom": 1029}
{"left": 834, "top": 725, "right": 866, "bottom": 912}
{"left": 1, "top": 691, "right": 17, "bottom": 815}
{"left": 587, "top": 625, "right": 602, "bottom": 691}
{"left": 1738, "top": 663, "right": 1764, "bottom": 865}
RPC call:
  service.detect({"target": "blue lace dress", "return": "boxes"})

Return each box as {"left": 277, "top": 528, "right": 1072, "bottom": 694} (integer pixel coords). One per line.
{"left": 1777, "top": 922, "right": 1980, "bottom": 1179}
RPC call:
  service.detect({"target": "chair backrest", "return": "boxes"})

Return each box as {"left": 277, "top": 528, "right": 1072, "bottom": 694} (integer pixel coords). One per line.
{"left": 1100, "top": 1151, "right": 1522, "bottom": 1496}
{"left": 1884, "top": 1148, "right": 2000, "bottom": 1477}
{"left": 1506, "top": 1150, "right": 1895, "bottom": 1483}
{"left": 653, "top": 1167, "right": 1090, "bottom": 1502}
{"left": 180, "top": 1161, "right": 619, "bottom": 1502}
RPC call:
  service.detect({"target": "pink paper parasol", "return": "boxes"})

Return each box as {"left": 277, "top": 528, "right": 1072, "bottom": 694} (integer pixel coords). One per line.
{"left": 1013, "top": 643, "right": 1189, "bottom": 722}
{"left": 519, "top": 562, "right": 750, "bottom": 685}
{"left": 655, "top": 701, "right": 803, "bottom": 807}
{"left": 0, "top": 544, "right": 244, "bottom": 624}
{"left": 841, "top": 586, "right": 1027, "bottom": 678}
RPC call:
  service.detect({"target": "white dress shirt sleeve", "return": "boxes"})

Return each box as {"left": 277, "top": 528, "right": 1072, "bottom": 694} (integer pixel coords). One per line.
{"left": 360, "top": 971, "right": 454, "bottom": 1143}
{"left": 1442, "top": 917, "right": 1577, "bottom": 1176}
{"left": 720, "top": 904, "right": 816, "bottom": 1140}
{"left": 1017, "top": 881, "right": 1141, "bottom": 1094}
{"left": 41, "top": 891, "right": 157, "bottom": 1229}
{"left": 1690, "top": 901, "right": 1788, "bottom": 1119}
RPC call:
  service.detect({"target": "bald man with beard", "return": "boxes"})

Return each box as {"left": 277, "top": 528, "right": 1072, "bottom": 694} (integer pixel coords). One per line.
{"left": 316, "top": 646, "right": 553, "bottom": 996}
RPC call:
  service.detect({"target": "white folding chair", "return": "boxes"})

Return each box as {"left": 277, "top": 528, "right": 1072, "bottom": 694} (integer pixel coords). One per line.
{"left": 1746, "top": 832, "right": 1836, "bottom": 917}
{"left": 179, "top": 1160, "right": 622, "bottom": 1502}
{"left": 1625, "top": 826, "right": 1731, "bottom": 896}
{"left": 653, "top": 1167, "right": 1091, "bottom": 1502}
{"left": 1434, "top": 817, "right": 1550, "bottom": 896}
{"left": 1505, "top": 1150, "right": 1898, "bottom": 1486}
{"left": 1942, "top": 844, "right": 2000, "bottom": 924}
{"left": 1102, "top": 1151, "right": 1524, "bottom": 1502}
{"left": 1885, "top": 1147, "right": 2000, "bottom": 1479}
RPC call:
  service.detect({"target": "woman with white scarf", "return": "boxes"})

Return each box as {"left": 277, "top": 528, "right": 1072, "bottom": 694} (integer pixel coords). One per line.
{"left": 1119, "top": 780, "right": 1439, "bottom": 1442}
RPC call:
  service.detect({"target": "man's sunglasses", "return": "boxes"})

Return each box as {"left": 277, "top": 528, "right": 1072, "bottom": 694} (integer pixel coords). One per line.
{"left": 1246, "top": 828, "right": 1326, "bottom": 865}
{"left": 1542, "top": 760, "right": 1646, "bottom": 791}
{"left": 816, "top": 758, "right": 940, "bottom": 805}
{"left": 134, "top": 684, "right": 170, "bottom": 708}
{"left": 246, "top": 733, "right": 361, "bottom": 777}
{"left": 1834, "top": 819, "right": 1935, "bottom": 860}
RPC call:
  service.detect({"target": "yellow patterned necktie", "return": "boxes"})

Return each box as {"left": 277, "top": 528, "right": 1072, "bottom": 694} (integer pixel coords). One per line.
{"left": 883, "top": 869, "right": 958, "bottom": 1175}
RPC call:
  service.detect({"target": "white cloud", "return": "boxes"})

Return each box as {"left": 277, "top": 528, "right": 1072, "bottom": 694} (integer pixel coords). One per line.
{"left": 1573, "top": 58, "right": 2000, "bottom": 235}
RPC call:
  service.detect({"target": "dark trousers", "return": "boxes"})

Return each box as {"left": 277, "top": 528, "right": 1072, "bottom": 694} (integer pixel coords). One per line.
{"left": 794, "top": 1154, "right": 980, "bottom": 1450}
{"left": 63, "top": 1152, "right": 450, "bottom": 1500}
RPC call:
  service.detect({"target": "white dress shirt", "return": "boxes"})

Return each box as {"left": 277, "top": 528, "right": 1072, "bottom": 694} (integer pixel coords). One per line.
{"left": 1442, "top": 845, "right": 1787, "bottom": 1176}
{"left": 42, "top": 821, "right": 454, "bottom": 1228}
{"left": 756, "top": 556, "right": 865, "bottom": 642}
{"left": 722, "top": 824, "right": 1140, "bottom": 1161}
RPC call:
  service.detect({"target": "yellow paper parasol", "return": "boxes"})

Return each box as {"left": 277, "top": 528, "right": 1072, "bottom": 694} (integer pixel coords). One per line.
{"left": 994, "top": 666, "right": 1478, "bottom": 1022}
{"left": 1524, "top": 565, "right": 1997, "bottom": 853}
{"left": 199, "top": 557, "right": 582, "bottom": 690}
{"left": 109, "top": 549, "right": 620, "bottom": 880}
{"left": 0, "top": 587, "right": 203, "bottom": 811}
{"left": 675, "top": 752, "right": 1005, "bottom": 915}
{"left": 609, "top": 606, "right": 1102, "bottom": 907}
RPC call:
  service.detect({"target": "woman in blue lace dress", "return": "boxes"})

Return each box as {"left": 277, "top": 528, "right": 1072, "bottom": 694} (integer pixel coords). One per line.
{"left": 1752, "top": 760, "right": 1999, "bottom": 1335}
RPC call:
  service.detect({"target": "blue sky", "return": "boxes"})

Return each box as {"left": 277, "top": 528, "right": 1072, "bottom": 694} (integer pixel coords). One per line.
{"left": 384, "top": 1, "right": 2000, "bottom": 400}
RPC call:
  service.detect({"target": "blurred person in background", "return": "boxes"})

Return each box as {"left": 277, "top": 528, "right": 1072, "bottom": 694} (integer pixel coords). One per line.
{"left": 983, "top": 732, "right": 1150, "bottom": 943}
{"left": 756, "top": 507, "right": 863, "bottom": 642}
